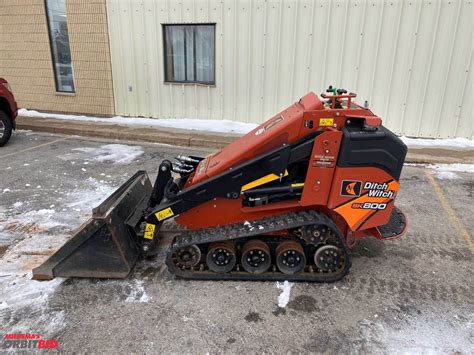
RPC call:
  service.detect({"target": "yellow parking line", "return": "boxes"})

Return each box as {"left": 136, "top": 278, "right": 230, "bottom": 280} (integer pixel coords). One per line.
{"left": 0, "top": 137, "right": 69, "bottom": 159}
{"left": 425, "top": 171, "right": 473, "bottom": 254}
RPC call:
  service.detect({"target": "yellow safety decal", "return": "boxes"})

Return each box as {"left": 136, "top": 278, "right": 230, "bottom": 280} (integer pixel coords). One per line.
{"left": 291, "top": 183, "right": 305, "bottom": 188}
{"left": 155, "top": 207, "right": 174, "bottom": 221}
{"left": 319, "top": 118, "right": 334, "bottom": 127}
{"left": 241, "top": 170, "right": 289, "bottom": 192}
{"left": 143, "top": 224, "right": 156, "bottom": 240}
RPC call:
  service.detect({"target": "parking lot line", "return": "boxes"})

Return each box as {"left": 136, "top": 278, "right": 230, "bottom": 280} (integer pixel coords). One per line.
{"left": 425, "top": 171, "right": 473, "bottom": 254}
{"left": 0, "top": 137, "right": 69, "bottom": 159}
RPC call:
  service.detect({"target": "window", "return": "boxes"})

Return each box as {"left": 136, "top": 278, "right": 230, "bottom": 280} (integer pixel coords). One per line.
{"left": 45, "top": 0, "right": 75, "bottom": 93}
{"left": 163, "top": 24, "right": 215, "bottom": 84}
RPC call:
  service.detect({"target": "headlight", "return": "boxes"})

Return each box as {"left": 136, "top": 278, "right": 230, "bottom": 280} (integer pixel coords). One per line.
{"left": 2, "top": 82, "right": 12, "bottom": 93}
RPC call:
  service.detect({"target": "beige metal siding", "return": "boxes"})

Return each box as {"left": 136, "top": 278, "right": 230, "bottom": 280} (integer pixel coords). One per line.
{"left": 107, "top": 0, "right": 472, "bottom": 138}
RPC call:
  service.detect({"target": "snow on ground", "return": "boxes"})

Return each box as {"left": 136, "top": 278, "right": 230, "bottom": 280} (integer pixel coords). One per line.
{"left": 0, "top": 273, "right": 65, "bottom": 335}
{"left": 276, "top": 281, "right": 293, "bottom": 308}
{"left": 19, "top": 108, "right": 474, "bottom": 147}
{"left": 400, "top": 136, "right": 474, "bottom": 150}
{"left": 434, "top": 171, "right": 461, "bottom": 180}
{"left": 65, "top": 178, "right": 116, "bottom": 212}
{"left": 0, "top": 178, "right": 118, "bottom": 336}
{"left": 19, "top": 108, "right": 258, "bottom": 135}
{"left": 405, "top": 162, "right": 474, "bottom": 180}
{"left": 72, "top": 144, "right": 144, "bottom": 165}
{"left": 358, "top": 306, "right": 472, "bottom": 353}
{"left": 0, "top": 179, "right": 116, "bottom": 244}
{"left": 124, "top": 280, "right": 150, "bottom": 303}
{"left": 0, "top": 207, "right": 69, "bottom": 336}
{"left": 429, "top": 163, "right": 474, "bottom": 174}
{"left": 428, "top": 163, "right": 474, "bottom": 180}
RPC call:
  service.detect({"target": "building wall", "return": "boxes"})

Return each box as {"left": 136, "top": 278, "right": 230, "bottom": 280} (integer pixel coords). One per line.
{"left": 107, "top": 0, "right": 472, "bottom": 139}
{"left": 0, "top": 0, "right": 114, "bottom": 115}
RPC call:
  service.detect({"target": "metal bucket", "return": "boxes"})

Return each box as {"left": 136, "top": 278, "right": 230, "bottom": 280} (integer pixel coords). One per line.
{"left": 32, "top": 171, "right": 152, "bottom": 280}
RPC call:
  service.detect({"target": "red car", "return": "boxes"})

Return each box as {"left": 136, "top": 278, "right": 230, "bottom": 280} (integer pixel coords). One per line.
{"left": 0, "top": 78, "right": 18, "bottom": 146}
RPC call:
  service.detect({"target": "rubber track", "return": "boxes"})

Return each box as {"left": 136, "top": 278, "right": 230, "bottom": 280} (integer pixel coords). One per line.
{"left": 165, "top": 210, "right": 352, "bottom": 282}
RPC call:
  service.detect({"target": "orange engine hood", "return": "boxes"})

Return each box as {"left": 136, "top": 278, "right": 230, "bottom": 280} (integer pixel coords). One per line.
{"left": 189, "top": 92, "right": 323, "bottom": 185}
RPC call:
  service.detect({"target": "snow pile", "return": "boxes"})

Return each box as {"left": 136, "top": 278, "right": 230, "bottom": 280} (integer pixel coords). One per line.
{"left": 400, "top": 136, "right": 474, "bottom": 150}
{"left": 19, "top": 108, "right": 258, "bottom": 135}
{"left": 72, "top": 144, "right": 144, "bottom": 165}
{"left": 124, "top": 280, "right": 150, "bottom": 303}
{"left": 276, "top": 281, "right": 293, "bottom": 308}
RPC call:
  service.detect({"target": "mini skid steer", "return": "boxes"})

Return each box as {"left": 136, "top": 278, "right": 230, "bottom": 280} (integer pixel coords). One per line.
{"left": 33, "top": 87, "right": 407, "bottom": 282}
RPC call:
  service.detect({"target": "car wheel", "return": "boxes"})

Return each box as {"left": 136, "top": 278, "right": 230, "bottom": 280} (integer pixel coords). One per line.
{"left": 0, "top": 110, "right": 13, "bottom": 147}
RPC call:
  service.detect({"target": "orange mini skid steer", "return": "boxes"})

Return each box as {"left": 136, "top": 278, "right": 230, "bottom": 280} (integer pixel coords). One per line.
{"left": 33, "top": 87, "right": 407, "bottom": 282}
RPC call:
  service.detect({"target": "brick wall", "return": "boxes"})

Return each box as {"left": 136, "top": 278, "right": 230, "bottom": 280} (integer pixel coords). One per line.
{"left": 0, "top": 0, "right": 114, "bottom": 116}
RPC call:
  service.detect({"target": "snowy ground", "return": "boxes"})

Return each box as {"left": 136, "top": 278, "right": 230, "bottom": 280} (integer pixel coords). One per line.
{"left": 428, "top": 163, "right": 474, "bottom": 180}
{"left": 402, "top": 162, "right": 474, "bottom": 180}
{"left": 0, "top": 138, "right": 147, "bottom": 335}
{"left": 0, "top": 132, "right": 202, "bottom": 340}
{"left": 400, "top": 136, "right": 474, "bottom": 150}
{"left": 1, "top": 131, "right": 473, "bottom": 352}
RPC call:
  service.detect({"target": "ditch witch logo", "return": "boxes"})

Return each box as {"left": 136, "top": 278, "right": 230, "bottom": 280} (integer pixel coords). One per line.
{"left": 341, "top": 180, "right": 395, "bottom": 199}
{"left": 1, "top": 334, "right": 58, "bottom": 350}
{"left": 340, "top": 180, "right": 362, "bottom": 197}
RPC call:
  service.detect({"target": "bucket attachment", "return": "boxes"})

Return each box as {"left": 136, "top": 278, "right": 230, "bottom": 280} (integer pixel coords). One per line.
{"left": 33, "top": 171, "right": 153, "bottom": 280}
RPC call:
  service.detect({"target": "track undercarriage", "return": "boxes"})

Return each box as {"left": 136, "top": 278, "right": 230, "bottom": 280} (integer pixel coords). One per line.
{"left": 166, "top": 210, "right": 352, "bottom": 282}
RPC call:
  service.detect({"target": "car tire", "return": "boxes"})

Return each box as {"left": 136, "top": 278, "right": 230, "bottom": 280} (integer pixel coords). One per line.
{"left": 0, "top": 110, "right": 13, "bottom": 147}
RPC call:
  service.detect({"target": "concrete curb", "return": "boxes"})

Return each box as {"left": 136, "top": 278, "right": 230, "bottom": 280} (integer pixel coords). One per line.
{"left": 16, "top": 116, "right": 237, "bottom": 150}
{"left": 16, "top": 115, "right": 473, "bottom": 165}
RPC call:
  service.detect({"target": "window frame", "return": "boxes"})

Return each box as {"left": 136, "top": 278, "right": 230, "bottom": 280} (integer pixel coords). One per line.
{"left": 44, "top": 0, "right": 76, "bottom": 94}
{"left": 162, "top": 23, "right": 216, "bottom": 85}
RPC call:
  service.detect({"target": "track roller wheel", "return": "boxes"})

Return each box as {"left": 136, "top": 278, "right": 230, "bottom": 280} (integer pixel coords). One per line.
{"left": 241, "top": 240, "right": 271, "bottom": 274}
{"left": 275, "top": 241, "right": 306, "bottom": 274}
{"left": 314, "top": 245, "right": 344, "bottom": 272}
{"left": 172, "top": 245, "right": 201, "bottom": 269}
{"left": 206, "top": 241, "right": 236, "bottom": 273}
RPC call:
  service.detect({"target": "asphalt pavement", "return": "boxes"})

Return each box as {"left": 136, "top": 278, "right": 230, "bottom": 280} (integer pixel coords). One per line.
{"left": 0, "top": 131, "right": 472, "bottom": 353}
